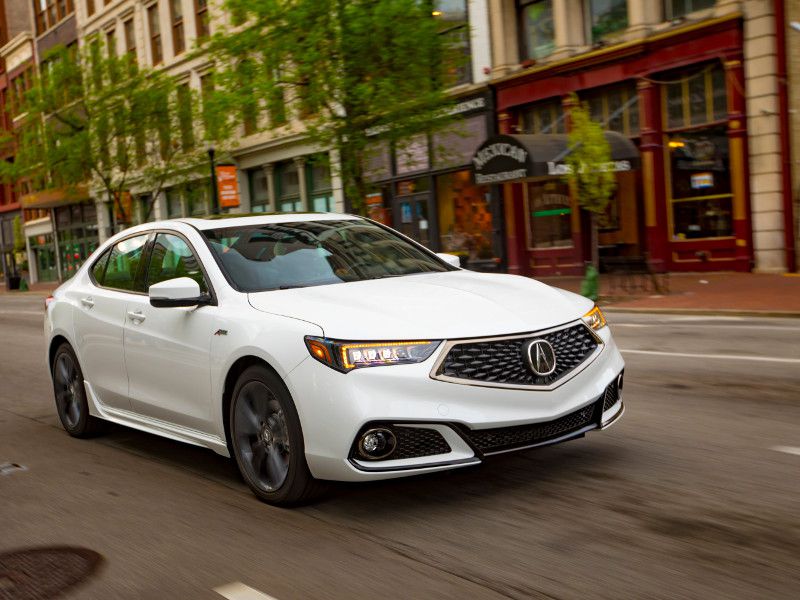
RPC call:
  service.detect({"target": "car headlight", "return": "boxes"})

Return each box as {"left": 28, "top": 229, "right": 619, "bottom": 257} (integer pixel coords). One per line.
{"left": 304, "top": 336, "right": 440, "bottom": 372}
{"left": 582, "top": 305, "right": 607, "bottom": 330}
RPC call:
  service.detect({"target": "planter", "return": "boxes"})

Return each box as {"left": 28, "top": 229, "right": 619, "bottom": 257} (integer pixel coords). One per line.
{"left": 7, "top": 275, "right": 21, "bottom": 290}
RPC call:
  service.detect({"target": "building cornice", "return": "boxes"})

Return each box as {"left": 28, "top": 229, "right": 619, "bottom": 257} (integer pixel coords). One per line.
{"left": 491, "top": 12, "right": 743, "bottom": 87}
{"left": 0, "top": 32, "right": 34, "bottom": 61}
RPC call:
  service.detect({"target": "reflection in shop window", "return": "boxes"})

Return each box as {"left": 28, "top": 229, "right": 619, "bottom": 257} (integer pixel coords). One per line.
{"left": 586, "top": 0, "right": 628, "bottom": 42}
{"left": 519, "top": 0, "right": 555, "bottom": 61}
{"left": 519, "top": 98, "right": 564, "bottom": 134}
{"left": 436, "top": 170, "right": 496, "bottom": 265}
{"left": 249, "top": 168, "right": 269, "bottom": 212}
{"left": 665, "top": 0, "right": 715, "bottom": 20}
{"left": 668, "top": 127, "right": 733, "bottom": 239}
{"left": 527, "top": 181, "right": 573, "bottom": 248}
{"left": 663, "top": 63, "right": 727, "bottom": 130}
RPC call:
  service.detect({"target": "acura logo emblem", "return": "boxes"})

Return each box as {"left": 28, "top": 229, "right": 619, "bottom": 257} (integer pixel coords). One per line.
{"left": 525, "top": 339, "right": 557, "bottom": 376}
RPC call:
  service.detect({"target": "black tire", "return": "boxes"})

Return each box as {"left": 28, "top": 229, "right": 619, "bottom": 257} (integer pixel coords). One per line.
{"left": 229, "top": 365, "right": 325, "bottom": 506}
{"left": 51, "top": 343, "right": 104, "bottom": 438}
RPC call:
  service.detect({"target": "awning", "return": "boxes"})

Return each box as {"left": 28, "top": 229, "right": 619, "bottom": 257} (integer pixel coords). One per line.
{"left": 472, "top": 132, "right": 640, "bottom": 185}
{"left": 20, "top": 185, "right": 89, "bottom": 209}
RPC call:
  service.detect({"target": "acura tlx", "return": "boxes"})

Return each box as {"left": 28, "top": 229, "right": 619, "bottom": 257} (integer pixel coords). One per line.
{"left": 45, "top": 213, "right": 624, "bottom": 506}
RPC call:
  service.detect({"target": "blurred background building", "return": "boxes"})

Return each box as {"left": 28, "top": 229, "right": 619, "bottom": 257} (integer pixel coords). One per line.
{"left": 0, "top": 0, "right": 797, "bottom": 285}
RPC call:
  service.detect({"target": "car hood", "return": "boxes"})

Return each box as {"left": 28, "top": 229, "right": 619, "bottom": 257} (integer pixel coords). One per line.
{"left": 247, "top": 271, "right": 593, "bottom": 340}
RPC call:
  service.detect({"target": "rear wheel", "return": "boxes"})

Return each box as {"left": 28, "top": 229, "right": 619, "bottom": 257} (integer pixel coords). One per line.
{"left": 230, "top": 365, "right": 324, "bottom": 506}
{"left": 52, "top": 343, "right": 104, "bottom": 438}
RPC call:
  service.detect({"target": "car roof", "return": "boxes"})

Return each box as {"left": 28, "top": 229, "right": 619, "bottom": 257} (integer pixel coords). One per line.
{"left": 176, "top": 212, "right": 363, "bottom": 231}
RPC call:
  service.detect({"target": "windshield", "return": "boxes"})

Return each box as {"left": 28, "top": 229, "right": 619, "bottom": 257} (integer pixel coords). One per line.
{"left": 203, "top": 219, "right": 454, "bottom": 292}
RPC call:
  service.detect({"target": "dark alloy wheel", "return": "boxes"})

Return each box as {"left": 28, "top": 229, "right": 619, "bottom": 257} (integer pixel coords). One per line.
{"left": 230, "top": 365, "right": 324, "bottom": 506}
{"left": 51, "top": 344, "right": 103, "bottom": 438}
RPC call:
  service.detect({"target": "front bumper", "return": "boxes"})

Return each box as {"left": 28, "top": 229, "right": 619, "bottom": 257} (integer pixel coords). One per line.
{"left": 285, "top": 325, "right": 625, "bottom": 482}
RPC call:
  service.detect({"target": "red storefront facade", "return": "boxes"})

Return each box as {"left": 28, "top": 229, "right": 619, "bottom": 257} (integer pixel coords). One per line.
{"left": 493, "top": 14, "right": 752, "bottom": 275}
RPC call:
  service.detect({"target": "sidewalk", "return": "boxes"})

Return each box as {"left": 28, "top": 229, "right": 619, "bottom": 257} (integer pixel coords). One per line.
{"left": 0, "top": 280, "right": 58, "bottom": 296}
{"left": 539, "top": 272, "right": 800, "bottom": 317}
{"left": 3, "top": 271, "right": 800, "bottom": 317}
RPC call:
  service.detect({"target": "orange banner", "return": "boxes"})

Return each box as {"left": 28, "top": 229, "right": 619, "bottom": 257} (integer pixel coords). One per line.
{"left": 216, "top": 165, "right": 240, "bottom": 208}
{"left": 114, "top": 191, "right": 133, "bottom": 223}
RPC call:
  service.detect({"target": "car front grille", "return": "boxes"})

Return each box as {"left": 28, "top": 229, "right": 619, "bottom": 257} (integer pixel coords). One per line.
{"left": 460, "top": 400, "right": 599, "bottom": 455}
{"left": 437, "top": 323, "right": 600, "bottom": 387}
{"left": 392, "top": 427, "right": 451, "bottom": 460}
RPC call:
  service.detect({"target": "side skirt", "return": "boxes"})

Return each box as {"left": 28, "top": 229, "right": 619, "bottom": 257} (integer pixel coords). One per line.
{"left": 83, "top": 381, "right": 230, "bottom": 457}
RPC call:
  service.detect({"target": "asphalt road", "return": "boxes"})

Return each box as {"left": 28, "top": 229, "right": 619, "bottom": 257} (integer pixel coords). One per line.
{"left": 1, "top": 294, "right": 798, "bottom": 599}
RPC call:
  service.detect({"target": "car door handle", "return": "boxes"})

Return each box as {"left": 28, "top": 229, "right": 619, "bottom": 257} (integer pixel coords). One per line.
{"left": 81, "top": 297, "right": 95, "bottom": 309}
{"left": 126, "top": 310, "right": 146, "bottom": 323}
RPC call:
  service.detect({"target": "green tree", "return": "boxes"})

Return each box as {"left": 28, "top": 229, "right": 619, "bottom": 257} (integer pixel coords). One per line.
{"left": 0, "top": 40, "right": 209, "bottom": 231}
{"left": 203, "top": 0, "right": 458, "bottom": 212}
{"left": 563, "top": 96, "right": 617, "bottom": 270}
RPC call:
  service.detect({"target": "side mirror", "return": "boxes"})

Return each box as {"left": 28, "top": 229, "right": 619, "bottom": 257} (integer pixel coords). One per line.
{"left": 436, "top": 253, "right": 461, "bottom": 268}
{"left": 149, "top": 277, "right": 210, "bottom": 308}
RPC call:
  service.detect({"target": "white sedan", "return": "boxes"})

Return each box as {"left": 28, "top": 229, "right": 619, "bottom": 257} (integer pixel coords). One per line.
{"left": 45, "top": 213, "right": 624, "bottom": 506}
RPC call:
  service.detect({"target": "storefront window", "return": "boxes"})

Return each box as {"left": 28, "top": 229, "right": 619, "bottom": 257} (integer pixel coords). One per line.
{"left": 432, "top": 115, "right": 487, "bottom": 170}
{"left": 166, "top": 187, "right": 183, "bottom": 218}
{"left": 663, "top": 63, "right": 727, "bottom": 130}
{"left": 249, "top": 168, "right": 269, "bottom": 212}
{"left": 668, "top": 127, "right": 733, "bottom": 239}
{"left": 527, "top": 181, "right": 573, "bottom": 248}
{"left": 29, "top": 234, "right": 57, "bottom": 282}
{"left": 436, "top": 170, "right": 496, "bottom": 266}
{"left": 665, "top": 0, "right": 715, "bottom": 20}
{"left": 587, "top": 0, "right": 628, "bottom": 42}
{"left": 186, "top": 182, "right": 209, "bottom": 216}
{"left": 582, "top": 83, "right": 639, "bottom": 136}
{"left": 519, "top": 0, "right": 554, "bottom": 61}
{"left": 54, "top": 203, "right": 99, "bottom": 278}
{"left": 308, "top": 157, "right": 333, "bottom": 212}
{"left": 519, "top": 98, "right": 564, "bottom": 134}
{"left": 395, "top": 134, "right": 430, "bottom": 176}
{"left": 277, "top": 161, "right": 300, "bottom": 212}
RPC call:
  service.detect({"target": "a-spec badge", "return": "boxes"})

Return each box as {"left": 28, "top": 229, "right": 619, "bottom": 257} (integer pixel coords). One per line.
{"left": 524, "top": 339, "right": 557, "bottom": 377}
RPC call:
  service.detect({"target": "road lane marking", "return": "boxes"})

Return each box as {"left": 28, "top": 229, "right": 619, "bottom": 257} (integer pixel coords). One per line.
{"left": 619, "top": 349, "right": 800, "bottom": 364}
{"left": 0, "top": 310, "right": 42, "bottom": 315}
{"left": 613, "top": 323, "right": 800, "bottom": 331}
{"left": 214, "top": 582, "right": 279, "bottom": 600}
{"left": 771, "top": 446, "right": 800, "bottom": 456}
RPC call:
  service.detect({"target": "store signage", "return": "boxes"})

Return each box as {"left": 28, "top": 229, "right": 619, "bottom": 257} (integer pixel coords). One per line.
{"left": 691, "top": 172, "right": 714, "bottom": 189}
{"left": 216, "top": 165, "right": 241, "bottom": 208}
{"left": 472, "top": 135, "right": 532, "bottom": 184}
{"left": 545, "top": 160, "right": 632, "bottom": 175}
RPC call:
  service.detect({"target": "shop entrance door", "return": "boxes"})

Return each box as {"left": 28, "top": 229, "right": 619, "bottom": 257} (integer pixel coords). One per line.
{"left": 394, "top": 193, "right": 434, "bottom": 249}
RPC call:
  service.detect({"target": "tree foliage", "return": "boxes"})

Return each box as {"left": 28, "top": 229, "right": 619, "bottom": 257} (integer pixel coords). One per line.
{"left": 204, "top": 0, "right": 459, "bottom": 211}
{"left": 0, "top": 41, "right": 209, "bottom": 230}
{"left": 563, "top": 97, "right": 617, "bottom": 215}
{"left": 562, "top": 95, "right": 617, "bottom": 269}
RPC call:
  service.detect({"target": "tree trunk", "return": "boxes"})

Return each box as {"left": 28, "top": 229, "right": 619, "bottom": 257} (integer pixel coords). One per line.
{"left": 590, "top": 211, "right": 599, "bottom": 270}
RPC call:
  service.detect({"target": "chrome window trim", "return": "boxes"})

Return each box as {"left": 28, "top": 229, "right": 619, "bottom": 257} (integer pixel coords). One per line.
{"left": 428, "top": 320, "right": 604, "bottom": 391}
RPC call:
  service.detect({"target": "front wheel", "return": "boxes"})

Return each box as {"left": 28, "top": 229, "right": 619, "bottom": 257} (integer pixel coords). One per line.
{"left": 229, "top": 365, "right": 324, "bottom": 506}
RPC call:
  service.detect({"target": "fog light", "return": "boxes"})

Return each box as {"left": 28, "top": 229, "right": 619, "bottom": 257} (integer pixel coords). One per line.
{"left": 357, "top": 428, "right": 397, "bottom": 460}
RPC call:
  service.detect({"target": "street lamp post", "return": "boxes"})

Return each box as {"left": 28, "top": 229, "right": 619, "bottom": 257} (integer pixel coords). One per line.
{"left": 208, "top": 144, "right": 219, "bottom": 215}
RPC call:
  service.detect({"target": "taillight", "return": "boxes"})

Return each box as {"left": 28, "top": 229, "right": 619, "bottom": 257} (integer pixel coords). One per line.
{"left": 44, "top": 295, "right": 55, "bottom": 310}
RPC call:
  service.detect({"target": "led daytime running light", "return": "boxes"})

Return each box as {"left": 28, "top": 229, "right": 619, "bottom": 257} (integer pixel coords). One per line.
{"left": 340, "top": 341, "right": 433, "bottom": 370}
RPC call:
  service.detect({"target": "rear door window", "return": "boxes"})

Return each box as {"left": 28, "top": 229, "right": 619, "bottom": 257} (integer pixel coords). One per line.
{"left": 102, "top": 235, "right": 150, "bottom": 292}
{"left": 91, "top": 250, "right": 111, "bottom": 285}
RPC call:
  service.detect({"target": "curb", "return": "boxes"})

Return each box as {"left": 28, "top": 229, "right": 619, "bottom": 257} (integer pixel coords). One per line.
{"left": 603, "top": 306, "right": 800, "bottom": 319}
